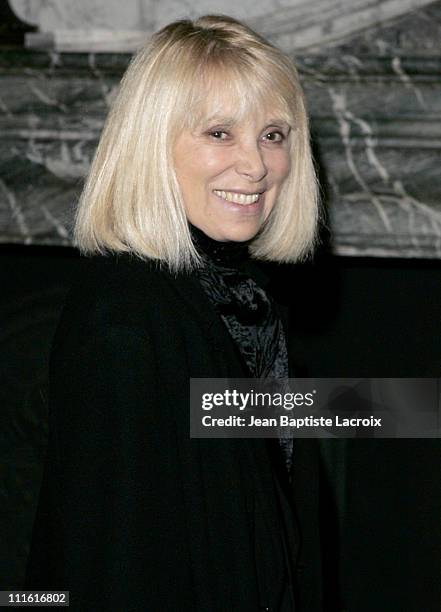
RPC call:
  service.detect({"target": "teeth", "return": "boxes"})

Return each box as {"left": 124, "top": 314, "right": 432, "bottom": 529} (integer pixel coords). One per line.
{"left": 213, "top": 190, "right": 260, "bottom": 205}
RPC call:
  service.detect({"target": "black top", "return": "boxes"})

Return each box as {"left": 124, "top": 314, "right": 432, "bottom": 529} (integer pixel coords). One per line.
{"left": 25, "top": 252, "right": 323, "bottom": 611}
{"left": 190, "top": 224, "right": 294, "bottom": 473}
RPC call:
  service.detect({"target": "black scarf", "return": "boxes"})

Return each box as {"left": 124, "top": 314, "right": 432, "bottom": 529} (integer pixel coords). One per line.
{"left": 190, "top": 223, "right": 294, "bottom": 472}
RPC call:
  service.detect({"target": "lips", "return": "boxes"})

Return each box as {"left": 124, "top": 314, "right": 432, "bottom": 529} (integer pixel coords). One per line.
{"left": 212, "top": 189, "right": 263, "bottom": 205}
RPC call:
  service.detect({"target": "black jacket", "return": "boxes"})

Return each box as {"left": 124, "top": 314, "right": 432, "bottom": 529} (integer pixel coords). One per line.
{"left": 26, "top": 253, "right": 322, "bottom": 611}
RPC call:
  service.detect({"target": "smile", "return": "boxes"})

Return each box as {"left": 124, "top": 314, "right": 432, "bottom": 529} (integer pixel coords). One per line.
{"left": 212, "top": 190, "right": 261, "bottom": 205}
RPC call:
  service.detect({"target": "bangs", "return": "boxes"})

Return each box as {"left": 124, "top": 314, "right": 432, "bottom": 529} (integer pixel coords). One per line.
{"left": 180, "top": 59, "right": 297, "bottom": 133}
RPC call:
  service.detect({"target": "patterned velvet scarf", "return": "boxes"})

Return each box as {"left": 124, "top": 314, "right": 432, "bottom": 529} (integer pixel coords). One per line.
{"left": 190, "top": 223, "right": 294, "bottom": 473}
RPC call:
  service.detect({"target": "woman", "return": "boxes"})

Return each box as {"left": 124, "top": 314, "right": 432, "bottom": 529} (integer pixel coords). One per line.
{"left": 26, "top": 14, "right": 322, "bottom": 611}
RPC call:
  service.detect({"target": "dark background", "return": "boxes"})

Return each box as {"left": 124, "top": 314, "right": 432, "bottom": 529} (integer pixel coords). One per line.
{"left": 1, "top": 244, "right": 439, "bottom": 611}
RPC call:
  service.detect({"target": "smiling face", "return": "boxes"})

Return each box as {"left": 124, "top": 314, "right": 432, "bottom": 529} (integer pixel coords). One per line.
{"left": 173, "top": 92, "right": 292, "bottom": 243}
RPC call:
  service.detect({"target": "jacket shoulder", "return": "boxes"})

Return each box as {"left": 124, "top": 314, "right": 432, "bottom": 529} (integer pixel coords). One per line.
{"left": 58, "top": 253, "right": 182, "bottom": 333}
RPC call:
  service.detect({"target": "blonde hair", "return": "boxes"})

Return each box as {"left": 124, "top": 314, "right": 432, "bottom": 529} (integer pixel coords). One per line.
{"left": 74, "top": 14, "right": 321, "bottom": 272}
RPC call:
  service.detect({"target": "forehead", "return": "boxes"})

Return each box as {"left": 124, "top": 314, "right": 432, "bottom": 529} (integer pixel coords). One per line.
{"left": 185, "top": 67, "right": 293, "bottom": 129}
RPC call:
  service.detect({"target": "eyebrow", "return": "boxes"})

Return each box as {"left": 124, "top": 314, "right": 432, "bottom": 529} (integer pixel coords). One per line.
{"left": 202, "top": 115, "right": 236, "bottom": 127}
{"left": 202, "top": 115, "right": 291, "bottom": 129}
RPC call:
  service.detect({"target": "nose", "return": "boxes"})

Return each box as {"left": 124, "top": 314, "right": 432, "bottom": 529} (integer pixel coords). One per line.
{"left": 234, "top": 141, "right": 268, "bottom": 182}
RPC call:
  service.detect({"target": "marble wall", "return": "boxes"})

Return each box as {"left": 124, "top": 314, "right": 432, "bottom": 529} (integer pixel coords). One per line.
{"left": 1, "top": 0, "right": 441, "bottom": 258}
{"left": 10, "top": 0, "right": 439, "bottom": 52}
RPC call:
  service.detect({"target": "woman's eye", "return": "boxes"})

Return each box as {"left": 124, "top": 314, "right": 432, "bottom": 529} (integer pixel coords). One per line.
{"left": 208, "top": 130, "right": 229, "bottom": 140}
{"left": 264, "top": 131, "right": 285, "bottom": 143}
{"left": 206, "top": 129, "right": 286, "bottom": 142}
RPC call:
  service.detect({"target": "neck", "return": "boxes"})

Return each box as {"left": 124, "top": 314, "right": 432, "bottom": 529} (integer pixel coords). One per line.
{"left": 189, "top": 223, "right": 250, "bottom": 267}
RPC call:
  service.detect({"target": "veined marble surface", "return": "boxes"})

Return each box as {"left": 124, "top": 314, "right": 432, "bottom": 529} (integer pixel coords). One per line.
{"left": 11, "top": 0, "right": 438, "bottom": 52}
{"left": 1, "top": 1, "right": 441, "bottom": 258}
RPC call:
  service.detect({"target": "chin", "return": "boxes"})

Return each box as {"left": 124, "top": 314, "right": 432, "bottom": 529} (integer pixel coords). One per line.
{"left": 215, "top": 216, "right": 266, "bottom": 242}
{"left": 220, "top": 225, "right": 261, "bottom": 243}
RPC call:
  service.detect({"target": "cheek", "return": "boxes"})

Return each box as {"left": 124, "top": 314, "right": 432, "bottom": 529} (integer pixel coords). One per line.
{"left": 267, "top": 150, "right": 291, "bottom": 183}
{"left": 199, "top": 148, "right": 231, "bottom": 175}
{"left": 278, "top": 153, "right": 292, "bottom": 181}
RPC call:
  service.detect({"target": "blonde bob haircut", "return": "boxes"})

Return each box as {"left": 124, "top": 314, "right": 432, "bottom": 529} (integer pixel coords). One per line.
{"left": 74, "top": 14, "right": 320, "bottom": 272}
